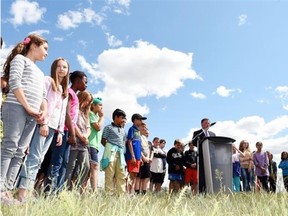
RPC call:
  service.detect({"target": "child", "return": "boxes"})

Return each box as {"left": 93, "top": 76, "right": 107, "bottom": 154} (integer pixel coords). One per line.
{"left": 150, "top": 138, "right": 167, "bottom": 193}
{"left": 135, "top": 123, "right": 151, "bottom": 195}
{"left": 232, "top": 145, "right": 241, "bottom": 192}
{"left": 267, "top": 151, "right": 277, "bottom": 193}
{"left": 0, "top": 34, "right": 48, "bottom": 203}
{"left": 65, "top": 90, "right": 92, "bottom": 192}
{"left": 253, "top": 141, "right": 269, "bottom": 192}
{"left": 184, "top": 141, "right": 198, "bottom": 195}
{"left": 167, "top": 139, "right": 184, "bottom": 193}
{"left": 85, "top": 97, "right": 104, "bottom": 192}
{"left": 238, "top": 140, "right": 254, "bottom": 192}
{"left": 45, "top": 70, "right": 87, "bottom": 194}
{"left": 125, "top": 113, "right": 147, "bottom": 194}
{"left": 16, "top": 57, "right": 69, "bottom": 202}
{"left": 101, "top": 108, "right": 127, "bottom": 194}
{"left": 278, "top": 151, "right": 288, "bottom": 192}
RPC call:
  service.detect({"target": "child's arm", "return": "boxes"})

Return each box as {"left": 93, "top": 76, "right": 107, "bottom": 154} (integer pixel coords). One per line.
{"left": 74, "top": 125, "right": 88, "bottom": 145}
{"left": 232, "top": 144, "right": 245, "bottom": 157}
{"left": 65, "top": 95, "right": 76, "bottom": 145}
{"left": 91, "top": 110, "right": 104, "bottom": 131}
{"left": 149, "top": 146, "right": 154, "bottom": 162}
{"left": 38, "top": 98, "right": 49, "bottom": 137}
{"left": 141, "top": 152, "right": 149, "bottom": 163}
{"left": 13, "top": 88, "right": 40, "bottom": 118}
{"left": 101, "top": 137, "right": 107, "bottom": 146}
{"left": 127, "top": 139, "right": 136, "bottom": 163}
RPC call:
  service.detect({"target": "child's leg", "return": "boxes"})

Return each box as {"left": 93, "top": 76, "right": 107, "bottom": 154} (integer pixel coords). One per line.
{"left": 64, "top": 150, "right": 78, "bottom": 190}
{"left": 17, "top": 127, "right": 55, "bottom": 200}
{"left": 45, "top": 132, "right": 68, "bottom": 193}
{"left": 169, "top": 180, "right": 174, "bottom": 193}
{"left": 134, "top": 176, "right": 141, "bottom": 194}
{"left": 1, "top": 104, "right": 37, "bottom": 191}
{"left": 77, "top": 149, "right": 90, "bottom": 192}
{"left": 114, "top": 152, "right": 126, "bottom": 194}
{"left": 104, "top": 155, "right": 116, "bottom": 194}
{"left": 140, "top": 177, "right": 150, "bottom": 194}
{"left": 89, "top": 147, "right": 99, "bottom": 192}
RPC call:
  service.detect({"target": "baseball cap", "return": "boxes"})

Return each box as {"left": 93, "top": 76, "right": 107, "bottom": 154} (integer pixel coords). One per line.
{"left": 131, "top": 113, "right": 147, "bottom": 122}
{"left": 93, "top": 97, "right": 102, "bottom": 105}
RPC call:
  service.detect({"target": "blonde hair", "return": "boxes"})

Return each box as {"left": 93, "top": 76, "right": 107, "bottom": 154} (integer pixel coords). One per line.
{"left": 239, "top": 140, "right": 251, "bottom": 153}
{"left": 77, "top": 90, "right": 92, "bottom": 118}
{"left": 50, "top": 58, "right": 69, "bottom": 98}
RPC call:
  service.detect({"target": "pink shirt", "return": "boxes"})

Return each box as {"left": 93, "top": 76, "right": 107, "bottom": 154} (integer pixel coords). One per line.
{"left": 44, "top": 76, "right": 68, "bottom": 133}
{"left": 64, "top": 88, "right": 79, "bottom": 131}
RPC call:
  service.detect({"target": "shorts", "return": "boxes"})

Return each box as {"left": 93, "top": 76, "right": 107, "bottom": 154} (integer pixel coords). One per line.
{"left": 89, "top": 147, "right": 99, "bottom": 164}
{"left": 137, "top": 162, "right": 151, "bottom": 179}
{"left": 150, "top": 172, "right": 165, "bottom": 184}
{"left": 126, "top": 159, "right": 141, "bottom": 173}
{"left": 185, "top": 168, "right": 198, "bottom": 185}
{"left": 168, "top": 173, "right": 183, "bottom": 182}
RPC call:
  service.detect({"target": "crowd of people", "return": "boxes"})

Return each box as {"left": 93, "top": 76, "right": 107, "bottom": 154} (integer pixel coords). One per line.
{"left": 232, "top": 141, "right": 288, "bottom": 193}
{"left": 1, "top": 34, "right": 288, "bottom": 205}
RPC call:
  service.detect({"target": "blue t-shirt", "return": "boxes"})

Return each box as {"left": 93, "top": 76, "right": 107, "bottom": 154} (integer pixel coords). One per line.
{"left": 125, "top": 125, "right": 142, "bottom": 160}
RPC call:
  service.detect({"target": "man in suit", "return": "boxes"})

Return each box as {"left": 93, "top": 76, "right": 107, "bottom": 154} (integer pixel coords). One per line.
{"left": 192, "top": 118, "right": 216, "bottom": 193}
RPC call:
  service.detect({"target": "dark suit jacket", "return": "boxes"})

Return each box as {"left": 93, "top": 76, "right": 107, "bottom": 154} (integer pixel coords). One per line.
{"left": 192, "top": 129, "right": 216, "bottom": 193}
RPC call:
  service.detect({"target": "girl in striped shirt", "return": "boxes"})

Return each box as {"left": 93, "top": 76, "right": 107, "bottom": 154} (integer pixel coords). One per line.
{"left": 0, "top": 34, "right": 48, "bottom": 204}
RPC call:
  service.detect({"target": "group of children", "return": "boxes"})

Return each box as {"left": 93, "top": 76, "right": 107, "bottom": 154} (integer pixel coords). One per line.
{"left": 232, "top": 140, "right": 288, "bottom": 193}
{"left": 0, "top": 34, "right": 104, "bottom": 204}
{"left": 1, "top": 34, "right": 288, "bottom": 205}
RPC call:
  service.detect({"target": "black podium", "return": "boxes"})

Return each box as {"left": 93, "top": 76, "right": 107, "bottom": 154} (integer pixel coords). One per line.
{"left": 201, "top": 136, "right": 235, "bottom": 193}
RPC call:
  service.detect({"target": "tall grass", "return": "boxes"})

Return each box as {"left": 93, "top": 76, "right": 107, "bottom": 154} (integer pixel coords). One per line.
{"left": 1, "top": 189, "right": 287, "bottom": 216}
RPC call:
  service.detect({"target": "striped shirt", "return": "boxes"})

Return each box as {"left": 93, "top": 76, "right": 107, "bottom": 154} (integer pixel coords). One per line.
{"left": 102, "top": 123, "right": 126, "bottom": 148}
{"left": 5, "top": 54, "right": 46, "bottom": 110}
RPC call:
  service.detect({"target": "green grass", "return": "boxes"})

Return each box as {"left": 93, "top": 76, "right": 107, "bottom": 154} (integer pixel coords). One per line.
{"left": 1, "top": 188, "right": 287, "bottom": 216}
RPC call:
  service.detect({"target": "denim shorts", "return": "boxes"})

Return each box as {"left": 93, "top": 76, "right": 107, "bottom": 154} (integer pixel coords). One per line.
{"left": 168, "top": 173, "right": 183, "bottom": 181}
{"left": 89, "top": 147, "right": 99, "bottom": 164}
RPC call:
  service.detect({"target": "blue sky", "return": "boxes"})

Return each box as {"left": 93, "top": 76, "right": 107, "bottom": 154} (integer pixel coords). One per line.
{"left": 1, "top": 0, "right": 288, "bottom": 186}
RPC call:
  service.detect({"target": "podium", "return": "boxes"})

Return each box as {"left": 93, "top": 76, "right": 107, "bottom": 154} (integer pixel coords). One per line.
{"left": 202, "top": 136, "right": 235, "bottom": 193}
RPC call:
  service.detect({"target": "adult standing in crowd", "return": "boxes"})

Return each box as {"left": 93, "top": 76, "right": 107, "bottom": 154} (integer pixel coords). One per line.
{"left": 192, "top": 118, "right": 216, "bottom": 193}
{"left": 238, "top": 140, "right": 254, "bottom": 192}
{"left": 253, "top": 141, "right": 269, "bottom": 192}
{"left": 267, "top": 151, "right": 277, "bottom": 193}
{"left": 278, "top": 151, "right": 288, "bottom": 192}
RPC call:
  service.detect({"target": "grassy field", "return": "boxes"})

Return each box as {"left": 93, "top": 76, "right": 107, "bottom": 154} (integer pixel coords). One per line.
{"left": 1, "top": 188, "right": 287, "bottom": 216}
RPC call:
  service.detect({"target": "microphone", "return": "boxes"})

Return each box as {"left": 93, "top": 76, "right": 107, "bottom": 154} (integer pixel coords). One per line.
{"left": 210, "top": 122, "right": 216, "bottom": 126}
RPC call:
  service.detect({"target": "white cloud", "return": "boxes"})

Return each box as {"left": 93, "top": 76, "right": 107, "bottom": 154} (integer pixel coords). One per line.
{"left": 107, "top": 0, "right": 131, "bottom": 14}
{"left": 238, "top": 14, "right": 247, "bottom": 26}
{"left": 28, "top": 29, "right": 50, "bottom": 36}
{"left": 275, "top": 86, "right": 288, "bottom": 98}
{"left": 215, "top": 85, "right": 241, "bottom": 97}
{"left": 57, "top": 8, "right": 104, "bottom": 30}
{"left": 79, "top": 40, "right": 88, "bottom": 49}
{"left": 53, "top": 37, "right": 64, "bottom": 42}
{"left": 9, "top": 0, "right": 46, "bottom": 27}
{"left": 106, "top": 33, "right": 123, "bottom": 47}
{"left": 77, "top": 40, "right": 200, "bottom": 121}
{"left": 183, "top": 115, "right": 288, "bottom": 166}
{"left": 275, "top": 85, "right": 288, "bottom": 110}
{"left": 257, "top": 99, "right": 269, "bottom": 104}
{"left": 191, "top": 92, "right": 206, "bottom": 99}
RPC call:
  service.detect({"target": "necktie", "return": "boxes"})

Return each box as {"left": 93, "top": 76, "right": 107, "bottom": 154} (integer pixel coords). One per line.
{"left": 205, "top": 130, "right": 209, "bottom": 137}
